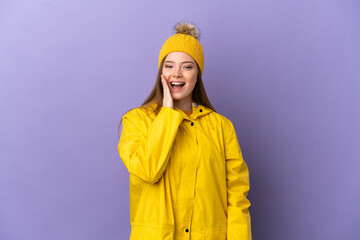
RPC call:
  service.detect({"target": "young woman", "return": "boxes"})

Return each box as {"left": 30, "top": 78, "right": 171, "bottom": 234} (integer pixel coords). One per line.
{"left": 117, "top": 22, "right": 252, "bottom": 240}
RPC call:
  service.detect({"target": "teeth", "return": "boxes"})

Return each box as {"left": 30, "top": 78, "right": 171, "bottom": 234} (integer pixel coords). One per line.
{"left": 171, "top": 82, "right": 185, "bottom": 86}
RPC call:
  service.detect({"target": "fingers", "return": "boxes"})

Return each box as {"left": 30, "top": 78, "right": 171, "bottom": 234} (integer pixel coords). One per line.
{"left": 161, "top": 74, "right": 170, "bottom": 95}
{"left": 161, "top": 74, "right": 173, "bottom": 108}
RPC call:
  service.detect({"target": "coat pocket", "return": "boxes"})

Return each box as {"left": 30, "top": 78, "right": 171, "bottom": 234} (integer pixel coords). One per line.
{"left": 130, "top": 224, "right": 174, "bottom": 240}
{"left": 204, "top": 227, "right": 227, "bottom": 240}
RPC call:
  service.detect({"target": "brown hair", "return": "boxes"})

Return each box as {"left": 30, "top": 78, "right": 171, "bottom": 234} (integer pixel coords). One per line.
{"left": 117, "top": 57, "right": 216, "bottom": 138}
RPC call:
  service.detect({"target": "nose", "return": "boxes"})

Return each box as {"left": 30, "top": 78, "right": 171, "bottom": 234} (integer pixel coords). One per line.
{"left": 173, "top": 67, "right": 182, "bottom": 78}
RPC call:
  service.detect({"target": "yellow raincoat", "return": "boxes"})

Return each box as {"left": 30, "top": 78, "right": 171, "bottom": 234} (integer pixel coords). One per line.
{"left": 118, "top": 102, "right": 252, "bottom": 240}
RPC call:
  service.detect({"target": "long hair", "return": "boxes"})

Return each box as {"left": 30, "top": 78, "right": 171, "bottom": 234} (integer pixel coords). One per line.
{"left": 117, "top": 57, "right": 216, "bottom": 138}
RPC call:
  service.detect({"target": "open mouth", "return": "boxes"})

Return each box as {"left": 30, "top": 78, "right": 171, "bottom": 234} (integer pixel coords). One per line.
{"left": 170, "top": 82, "right": 185, "bottom": 88}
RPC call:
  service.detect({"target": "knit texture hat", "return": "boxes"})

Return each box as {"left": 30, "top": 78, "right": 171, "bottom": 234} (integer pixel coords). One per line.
{"left": 158, "top": 22, "right": 204, "bottom": 76}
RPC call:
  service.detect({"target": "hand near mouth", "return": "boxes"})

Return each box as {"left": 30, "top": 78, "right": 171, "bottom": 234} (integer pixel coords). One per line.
{"left": 161, "top": 74, "right": 173, "bottom": 109}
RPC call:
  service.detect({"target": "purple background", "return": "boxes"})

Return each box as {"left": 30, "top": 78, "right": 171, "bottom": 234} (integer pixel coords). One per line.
{"left": 1, "top": 0, "right": 359, "bottom": 239}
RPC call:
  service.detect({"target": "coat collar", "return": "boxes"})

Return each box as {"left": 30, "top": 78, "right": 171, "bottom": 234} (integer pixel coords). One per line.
{"left": 147, "top": 101, "right": 213, "bottom": 121}
{"left": 174, "top": 102, "right": 213, "bottom": 120}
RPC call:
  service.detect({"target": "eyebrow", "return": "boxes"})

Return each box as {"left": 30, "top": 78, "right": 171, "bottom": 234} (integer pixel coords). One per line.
{"left": 164, "top": 61, "right": 195, "bottom": 64}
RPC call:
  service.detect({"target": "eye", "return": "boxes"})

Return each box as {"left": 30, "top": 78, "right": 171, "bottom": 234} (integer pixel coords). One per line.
{"left": 184, "top": 65, "right": 193, "bottom": 69}
{"left": 164, "top": 65, "right": 173, "bottom": 69}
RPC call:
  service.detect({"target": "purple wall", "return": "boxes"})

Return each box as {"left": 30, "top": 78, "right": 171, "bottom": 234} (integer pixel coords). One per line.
{"left": 1, "top": 0, "right": 359, "bottom": 239}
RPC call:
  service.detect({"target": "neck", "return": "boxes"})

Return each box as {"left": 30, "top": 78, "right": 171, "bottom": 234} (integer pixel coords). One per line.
{"left": 173, "top": 98, "right": 193, "bottom": 111}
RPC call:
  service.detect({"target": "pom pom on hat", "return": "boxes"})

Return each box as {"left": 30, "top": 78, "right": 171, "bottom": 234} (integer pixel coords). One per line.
{"left": 158, "top": 22, "right": 204, "bottom": 75}
{"left": 174, "top": 22, "right": 200, "bottom": 40}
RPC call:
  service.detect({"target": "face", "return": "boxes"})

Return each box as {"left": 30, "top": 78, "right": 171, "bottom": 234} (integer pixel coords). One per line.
{"left": 162, "top": 51, "right": 198, "bottom": 103}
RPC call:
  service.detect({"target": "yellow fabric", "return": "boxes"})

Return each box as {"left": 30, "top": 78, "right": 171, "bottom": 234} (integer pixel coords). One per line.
{"left": 183, "top": 110, "right": 192, "bottom": 117}
{"left": 118, "top": 102, "right": 252, "bottom": 240}
{"left": 158, "top": 33, "right": 204, "bottom": 75}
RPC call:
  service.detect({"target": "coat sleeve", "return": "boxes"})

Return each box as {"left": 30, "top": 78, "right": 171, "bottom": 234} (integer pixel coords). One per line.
{"left": 223, "top": 118, "right": 252, "bottom": 240}
{"left": 118, "top": 106, "right": 184, "bottom": 184}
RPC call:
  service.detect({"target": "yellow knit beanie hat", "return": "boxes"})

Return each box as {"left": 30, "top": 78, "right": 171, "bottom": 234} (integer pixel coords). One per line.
{"left": 158, "top": 22, "right": 204, "bottom": 76}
